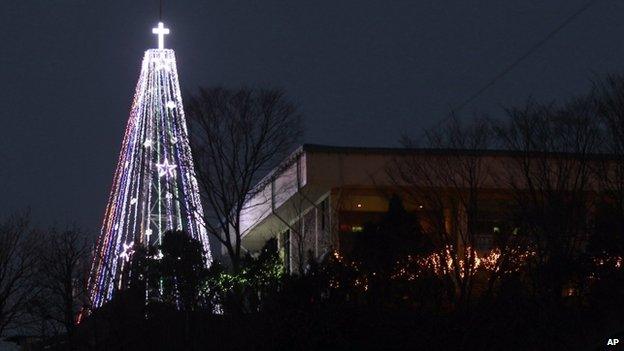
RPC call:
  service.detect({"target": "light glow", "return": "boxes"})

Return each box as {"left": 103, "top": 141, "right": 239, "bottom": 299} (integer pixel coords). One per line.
{"left": 152, "top": 22, "right": 170, "bottom": 50}
{"left": 156, "top": 159, "right": 177, "bottom": 178}
{"left": 119, "top": 242, "right": 134, "bottom": 262}
{"left": 87, "top": 44, "right": 212, "bottom": 309}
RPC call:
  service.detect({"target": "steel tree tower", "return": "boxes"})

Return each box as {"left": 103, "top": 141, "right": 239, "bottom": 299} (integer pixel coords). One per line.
{"left": 88, "top": 22, "right": 212, "bottom": 309}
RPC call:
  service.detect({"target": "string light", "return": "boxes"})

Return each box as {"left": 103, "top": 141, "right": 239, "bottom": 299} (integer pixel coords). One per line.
{"left": 87, "top": 23, "right": 212, "bottom": 309}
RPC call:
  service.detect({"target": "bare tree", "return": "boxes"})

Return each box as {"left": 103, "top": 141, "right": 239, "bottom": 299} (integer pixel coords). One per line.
{"left": 494, "top": 98, "right": 601, "bottom": 300}
{"left": 388, "top": 116, "right": 493, "bottom": 308}
{"left": 30, "top": 227, "right": 90, "bottom": 337}
{"left": 186, "top": 87, "right": 303, "bottom": 270}
{"left": 589, "top": 75, "right": 624, "bottom": 256}
{"left": 0, "top": 212, "right": 38, "bottom": 337}
{"left": 284, "top": 189, "right": 316, "bottom": 275}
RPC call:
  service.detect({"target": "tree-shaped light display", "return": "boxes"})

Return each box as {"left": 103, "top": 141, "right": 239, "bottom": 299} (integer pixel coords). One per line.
{"left": 88, "top": 22, "right": 211, "bottom": 309}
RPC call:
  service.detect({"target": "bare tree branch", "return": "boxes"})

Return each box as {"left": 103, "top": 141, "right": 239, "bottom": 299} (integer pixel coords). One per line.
{"left": 0, "top": 212, "right": 39, "bottom": 337}
{"left": 185, "top": 87, "right": 303, "bottom": 270}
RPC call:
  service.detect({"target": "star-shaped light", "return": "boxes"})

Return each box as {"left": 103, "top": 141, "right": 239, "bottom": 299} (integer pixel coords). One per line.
{"left": 166, "top": 101, "right": 176, "bottom": 109}
{"left": 120, "top": 242, "right": 134, "bottom": 262}
{"left": 143, "top": 139, "right": 153, "bottom": 148}
{"left": 156, "top": 159, "right": 177, "bottom": 177}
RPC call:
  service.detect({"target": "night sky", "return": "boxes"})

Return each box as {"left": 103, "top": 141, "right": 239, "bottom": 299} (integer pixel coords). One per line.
{"left": 2, "top": 0, "right": 624, "bottom": 232}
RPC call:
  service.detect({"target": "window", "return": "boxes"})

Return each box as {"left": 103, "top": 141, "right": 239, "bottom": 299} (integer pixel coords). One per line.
{"left": 282, "top": 230, "right": 291, "bottom": 273}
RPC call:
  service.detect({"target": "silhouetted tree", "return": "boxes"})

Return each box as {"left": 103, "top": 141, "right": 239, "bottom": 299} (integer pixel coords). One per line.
{"left": 186, "top": 87, "right": 303, "bottom": 271}
{"left": 0, "top": 212, "right": 38, "bottom": 337}
{"left": 389, "top": 116, "right": 493, "bottom": 308}
{"left": 495, "top": 98, "right": 601, "bottom": 302}
{"left": 350, "top": 195, "right": 431, "bottom": 307}
{"left": 354, "top": 194, "right": 428, "bottom": 267}
{"left": 153, "top": 230, "right": 209, "bottom": 311}
{"left": 31, "top": 227, "right": 90, "bottom": 337}
{"left": 590, "top": 74, "right": 624, "bottom": 256}
{"left": 583, "top": 75, "right": 624, "bottom": 316}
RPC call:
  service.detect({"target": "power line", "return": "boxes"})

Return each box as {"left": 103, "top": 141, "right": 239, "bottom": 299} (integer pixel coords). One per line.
{"left": 452, "top": 0, "right": 599, "bottom": 114}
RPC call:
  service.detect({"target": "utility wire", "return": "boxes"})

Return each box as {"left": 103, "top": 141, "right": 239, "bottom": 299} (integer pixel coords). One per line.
{"left": 451, "top": 0, "right": 599, "bottom": 115}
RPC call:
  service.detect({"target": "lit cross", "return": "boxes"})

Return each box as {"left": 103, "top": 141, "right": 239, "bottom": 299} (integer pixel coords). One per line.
{"left": 156, "top": 159, "right": 177, "bottom": 177}
{"left": 152, "top": 22, "right": 170, "bottom": 50}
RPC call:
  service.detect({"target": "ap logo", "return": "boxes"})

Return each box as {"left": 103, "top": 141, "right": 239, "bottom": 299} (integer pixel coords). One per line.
{"left": 607, "top": 338, "right": 619, "bottom": 346}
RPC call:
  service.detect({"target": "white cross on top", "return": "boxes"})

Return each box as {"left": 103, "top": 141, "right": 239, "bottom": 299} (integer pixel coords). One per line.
{"left": 152, "top": 22, "right": 170, "bottom": 49}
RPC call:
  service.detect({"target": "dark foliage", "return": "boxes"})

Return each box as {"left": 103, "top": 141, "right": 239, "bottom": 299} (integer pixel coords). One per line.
{"left": 353, "top": 194, "right": 430, "bottom": 267}
{"left": 156, "top": 230, "right": 209, "bottom": 311}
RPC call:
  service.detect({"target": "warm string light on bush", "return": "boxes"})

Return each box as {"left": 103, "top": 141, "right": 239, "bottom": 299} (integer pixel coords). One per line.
{"left": 329, "top": 247, "right": 624, "bottom": 294}
{"left": 327, "top": 246, "right": 539, "bottom": 293}
{"left": 87, "top": 22, "right": 211, "bottom": 309}
{"left": 390, "top": 246, "right": 537, "bottom": 282}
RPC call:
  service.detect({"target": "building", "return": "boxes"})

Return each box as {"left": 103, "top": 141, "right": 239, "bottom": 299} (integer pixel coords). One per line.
{"left": 238, "top": 144, "right": 606, "bottom": 273}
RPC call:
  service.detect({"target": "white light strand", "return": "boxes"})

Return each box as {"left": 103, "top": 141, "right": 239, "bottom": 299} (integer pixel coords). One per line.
{"left": 87, "top": 47, "right": 213, "bottom": 309}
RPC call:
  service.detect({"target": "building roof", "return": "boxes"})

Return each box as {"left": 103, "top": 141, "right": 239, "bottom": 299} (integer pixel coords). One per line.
{"left": 253, "top": 142, "right": 619, "bottom": 198}
{"left": 300, "top": 143, "right": 619, "bottom": 159}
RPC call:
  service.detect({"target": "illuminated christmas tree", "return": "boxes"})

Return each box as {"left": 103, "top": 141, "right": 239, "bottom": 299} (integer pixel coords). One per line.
{"left": 88, "top": 22, "right": 212, "bottom": 309}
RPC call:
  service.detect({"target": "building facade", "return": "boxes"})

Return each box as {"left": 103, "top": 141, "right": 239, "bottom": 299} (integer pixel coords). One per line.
{"left": 238, "top": 144, "right": 604, "bottom": 273}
